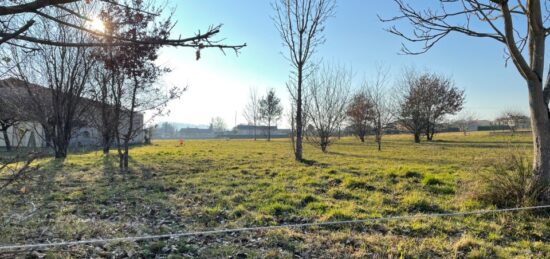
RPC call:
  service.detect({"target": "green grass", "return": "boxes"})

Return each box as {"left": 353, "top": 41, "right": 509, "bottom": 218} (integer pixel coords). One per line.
{"left": 1, "top": 131, "right": 549, "bottom": 258}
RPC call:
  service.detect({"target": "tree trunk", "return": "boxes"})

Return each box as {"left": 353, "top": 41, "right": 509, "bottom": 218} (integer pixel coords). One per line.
{"left": 54, "top": 145, "right": 67, "bottom": 158}
{"left": 295, "top": 65, "right": 303, "bottom": 161}
{"left": 528, "top": 80, "right": 550, "bottom": 183}
{"left": 414, "top": 132, "right": 421, "bottom": 143}
{"left": 1, "top": 127, "right": 11, "bottom": 152}
{"left": 359, "top": 134, "right": 365, "bottom": 143}
{"left": 102, "top": 134, "right": 111, "bottom": 155}
{"left": 376, "top": 119, "right": 382, "bottom": 151}
{"left": 425, "top": 124, "right": 433, "bottom": 141}
{"left": 321, "top": 136, "right": 328, "bottom": 152}
{"left": 103, "top": 145, "right": 110, "bottom": 155}
{"left": 267, "top": 118, "right": 271, "bottom": 141}
{"left": 253, "top": 122, "right": 257, "bottom": 141}
{"left": 123, "top": 144, "right": 129, "bottom": 170}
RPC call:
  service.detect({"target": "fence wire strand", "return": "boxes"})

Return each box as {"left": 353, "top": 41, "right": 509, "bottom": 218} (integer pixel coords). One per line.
{"left": 1, "top": 204, "right": 549, "bottom": 251}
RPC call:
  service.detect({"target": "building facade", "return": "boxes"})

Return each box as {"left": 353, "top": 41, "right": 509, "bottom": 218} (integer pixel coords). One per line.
{"left": 0, "top": 78, "right": 145, "bottom": 149}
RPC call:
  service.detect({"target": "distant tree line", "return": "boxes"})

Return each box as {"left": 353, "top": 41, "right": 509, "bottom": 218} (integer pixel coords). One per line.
{"left": 241, "top": 63, "right": 467, "bottom": 155}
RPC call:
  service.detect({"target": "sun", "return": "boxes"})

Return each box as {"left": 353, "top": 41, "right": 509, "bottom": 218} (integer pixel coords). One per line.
{"left": 88, "top": 18, "right": 106, "bottom": 33}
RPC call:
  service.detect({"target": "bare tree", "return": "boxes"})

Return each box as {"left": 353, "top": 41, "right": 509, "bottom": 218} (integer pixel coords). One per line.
{"left": 210, "top": 117, "right": 227, "bottom": 134}
{"left": 273, "top": 0, "right": 335, "bottom": 161}
{"left": 11, "top": 9, "right": 95, "bottom": 158}
{"left": 305, "top": 64, "right": 351, "bottom": 152}
{"left": 88, "top": 61, "right": 120, "bottom": 154}
{"left": 496, "top": 110, "right": 530, "bottom": 135}
{"left": 364, "top": 68, "right": 394, "bottom": 151}
{"left": 259, "top": 89, "right": 283, "bottom": 141}
{"left": 382, "top": 0, "right": 550, "bottom": 186}
{"left": 455, "top": 110, "right": 478, "bottom": 136}
{"left": 346, "top": 91, "right": 374, "bottom": 143}
{"left": 243, "top": 87, "right": 261, "bottom": 140}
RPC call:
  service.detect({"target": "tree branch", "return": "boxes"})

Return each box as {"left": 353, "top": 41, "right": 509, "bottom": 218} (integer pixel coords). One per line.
{"left": 1, "top": 26, "right": 245, "bottom": 51}
{"left": 0, "top": 19, "right": 35, "bottom": 45}
{"left": 0, "top": 0, "right": 77, "bottom": 15}
{"left": 500, "top": 1, "right": 535, "bottom": 81}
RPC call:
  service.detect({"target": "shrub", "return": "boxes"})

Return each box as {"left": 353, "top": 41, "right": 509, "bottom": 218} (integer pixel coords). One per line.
{"left": 453, "top": 235, "right": 496, "bottom": 258}
{"left": 401, "top": 191, "right": 443, "bottom": 213}
{"left": 343, "top": 178, "right": 376, "bottom": 191}
{"left": 422, "top": 175, "right": 444, "bottom": 186}
{"left": 466, "top": 154, "right": 550, "bottom": 208}
{"left": 329, "top": 189, "right": 358, "bottom": 200}
{"left": 404, "top": 171, "right": 423, "bottom": 179}
{"left": 323, "top": 208, "right": 355, "bottom": 221}
{"left": 260, "top": 202, "right": 294, "bottom": 216}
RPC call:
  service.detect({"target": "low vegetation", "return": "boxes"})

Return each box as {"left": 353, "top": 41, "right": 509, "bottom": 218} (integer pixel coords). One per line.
{"left": 1, "top": 132, "right": 550, "bottom": 257}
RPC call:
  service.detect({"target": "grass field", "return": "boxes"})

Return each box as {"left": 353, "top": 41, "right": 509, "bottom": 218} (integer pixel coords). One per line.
{"left": 1, "top": 131, "right": 549, "bottom": 258}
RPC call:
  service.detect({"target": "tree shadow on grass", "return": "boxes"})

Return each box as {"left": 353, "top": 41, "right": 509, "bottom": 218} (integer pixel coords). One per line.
{"left": 300, "top": 158, "right": 330, "bottom": 168}
{"left": 0, "top": 158, "right": 64, "bottom": 237}
{"left": 328, "top": 151, "right": 368, "bottom": 159}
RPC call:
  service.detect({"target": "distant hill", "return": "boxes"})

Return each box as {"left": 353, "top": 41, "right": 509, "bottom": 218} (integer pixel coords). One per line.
{"left": 156, "top": 122, "right": 209, "bottom": 130}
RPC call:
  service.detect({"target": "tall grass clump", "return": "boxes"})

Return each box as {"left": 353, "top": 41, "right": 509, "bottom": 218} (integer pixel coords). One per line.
{"left": 467, "top": 154, "right": 550, "bottom": 208}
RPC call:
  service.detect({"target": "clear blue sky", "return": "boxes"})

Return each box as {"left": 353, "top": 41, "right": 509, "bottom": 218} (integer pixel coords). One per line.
{"left": 155, "top": 0, "right": 531, "bottom": 128}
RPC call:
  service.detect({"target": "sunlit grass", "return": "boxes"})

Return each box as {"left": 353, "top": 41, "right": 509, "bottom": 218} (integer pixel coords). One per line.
{"left": 1, "top": 131, "right": 548, "bottom": 257}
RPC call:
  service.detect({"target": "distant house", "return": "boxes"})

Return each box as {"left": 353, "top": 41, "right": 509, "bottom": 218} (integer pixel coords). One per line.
{"left": 178, "top": 127, "right": 216, "bottom": 139}
{"left": 232, "top": 124, "right": 290, "bottom": 138}
{"left": 495, "top": 116, "right": 531, "bottom": 130}
{"left": 467, "top": 120, "right": 492, "bottom": 131}
{"left": 0, "top": 78, "right": 145, "bottom": 149}
{"left": 233, "top": 124, "right": 276, "bottom": 135}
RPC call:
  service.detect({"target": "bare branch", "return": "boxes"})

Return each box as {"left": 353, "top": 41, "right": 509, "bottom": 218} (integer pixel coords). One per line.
{"left": 0, "top": 19, "right": 35, "bottom": 45}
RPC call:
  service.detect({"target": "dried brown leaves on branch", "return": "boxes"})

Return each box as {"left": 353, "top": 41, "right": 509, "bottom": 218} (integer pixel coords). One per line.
{"left": 0, "top": 0, "right": 246, "bottom": 52}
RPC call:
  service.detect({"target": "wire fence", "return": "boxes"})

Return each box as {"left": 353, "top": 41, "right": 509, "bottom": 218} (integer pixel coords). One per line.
{"left": 1, "top": 204, "right": 549, "bottom": 251}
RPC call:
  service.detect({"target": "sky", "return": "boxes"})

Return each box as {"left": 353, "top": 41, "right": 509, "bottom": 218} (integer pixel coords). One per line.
{"left": 153, "top": 0, "right": 533, "bottom": 129}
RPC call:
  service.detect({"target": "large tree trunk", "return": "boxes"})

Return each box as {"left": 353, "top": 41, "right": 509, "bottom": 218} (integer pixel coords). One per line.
{"left": 295, "top": 66, "right": 303, "bottom": 161}
{"left": 53, "top": 129, "right": 69, "bottom": 158}
{"left": 528, "top": 80, "right": 550, "bottom": 183}
{"left": 359, "top": 134, "right": 365, "bottom": 143}
{"left": 54, "top": 145, "right": 68, "bottom": 158}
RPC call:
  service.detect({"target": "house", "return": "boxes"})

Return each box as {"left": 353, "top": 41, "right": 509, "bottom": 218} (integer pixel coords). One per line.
{"left": 0, "top": 78, "right": 145, "bottom": 149}
{"left": 177, "top": 127, "right": 216, "bottom": 139}
{"left": 495, "top": 115, "right": 531, "bottom": 130}
{"left": 232, "top": 124, "right": 290, "bottom": 138}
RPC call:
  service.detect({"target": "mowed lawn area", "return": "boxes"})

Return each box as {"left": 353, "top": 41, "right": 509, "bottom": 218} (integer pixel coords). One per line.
{"left": 1, "top": 132, "right": 549, "bottom": 258}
